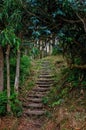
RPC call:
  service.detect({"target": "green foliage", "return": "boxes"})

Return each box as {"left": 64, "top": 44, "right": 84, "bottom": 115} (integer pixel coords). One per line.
{"left": 26, "top": 0, "right": 86, "bottom": 65}
{"left": 51, "top": 99, "right": 64, "bottom": 107}
{"left": 42, "top": 97, "right": 49, "bottom": 104}
{"left": 44, "top": 66, "right": 86, "bottom": 108}
{"left": 10, "top": 93, "right": 22, "bottom": 117}
{"left": 0, "top": 0, "right": 86, "bottom": 117}
{"left": 0, "top": 90, "right": 22, "bottom": 117}
{"left": 74, "top": 58, "right": 81, "bottom": 65}
{"left": 0, "top": 0, "right": 23, "bottom": 29}
{"left": 81, "top": 81, "right": 86, "bottom": 86}
{"left": 10, "top": 57, "right": 16, "bottom": 89}
{"left": 0, "top": 28, "right": 21, "bottom": 48}
{"left": 4, "top": 54, "right": 31, "bottom": 94}
{"left": 45, "top": 111, "right": 52, "bottom": 118}
{"left": 27, "top": 81, "right": 35, "bottom": 90}
{"left": 4, "top": 53, "right": 31, "bottom": 93}
{"left": 52, "top": 46, "right": 62, "bottom": 55}
{"left": 45, "top": 86, "right": 66, "bottom": 108}
{"left": 62, "top": 67, "right": 86, "bottom": 89}
{"left": 20, "top": 55, "right": 31, "bottom": 84}
{"left": 10, "top": 55, "right": 31, "bottom": 89}
{"left": 67, "top": 68, "right": 86, "bottom": 89}
{"left": 0, "top": 91, "right": 7, "bottom": 116}
{"left": 31, "top": 47, "right": 39, "bottom": 58}
{"left": 68, "top": 69, "right": 81, "bottom": 81}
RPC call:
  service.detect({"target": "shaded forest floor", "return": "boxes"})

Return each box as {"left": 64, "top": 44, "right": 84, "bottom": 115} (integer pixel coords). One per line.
{"left": 0, "top": 55, "right": 86, "bottom": 130}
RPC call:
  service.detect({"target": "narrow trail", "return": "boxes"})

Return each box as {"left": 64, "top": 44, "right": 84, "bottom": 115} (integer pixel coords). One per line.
{"left": 18, "top": 60, "right": 54, "bottom": 130}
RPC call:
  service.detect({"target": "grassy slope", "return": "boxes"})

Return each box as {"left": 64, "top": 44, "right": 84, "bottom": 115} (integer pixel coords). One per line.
{"left": 42, "top": 55, "right": 86, "bottom": 130}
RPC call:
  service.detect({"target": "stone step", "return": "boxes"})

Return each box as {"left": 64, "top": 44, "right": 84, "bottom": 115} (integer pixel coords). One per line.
{"left": 23, "top": 103, "right": 29, "bottom": 108}
{"left": 37, "top": 79, "right": 54, "bottom": 83}
{"left": 39, "top": 73, "right": 52, "bottom": 75}
{"left": 32, "top": 87, "right": 50, "bottom": 92}
{"left": 29, "top": 92, "right": 49, "bottom": 97}
{"left": 26, "top": 109, "right": 46, "bottom": 116}
{"left": 40, "top": 68, "right": 51, "bottom": 70}
{"left": 28, "top": 103, "right": 43, "bottom": 108}
{"left": 28, "top": 93, "right": 46, "bottom": 98}
{"left": 36, "top": 81, "right": 53, "bottom": 85}
{"left": 40, "top": 67, "right": 50, "bottom": 69}
{"left": 41, "top": 62, "right": 49, "bottom": 64}
{"left": 40, "top": 68, "right": 50, "bottom": 70}
{"left": 38, "top": 71, "right": 51, "bottom": 74}
{"left": 41, "top": 61, "right": 49, "bottom": 64}
{"left": 23, "top": 102, "right": 43, "bottom": 108}
{"left": 38, "top": 77, "right": 53, "bottom": 79}
{"left": 36, "top": 84, "right": 52, "bottom": 87}
{"left": 41, "top": 66, "right": 50, "bottom": 68}
{"left": 22, "top": 61, "right": 55, "bottom": 118}
{"left": 38, "top": 75, "right": 54, "bottom": 78}
{"left": 30, "top": 91, "right": 48, "bottom": 94}
{"left": 28, "top": 98, "right": 42, "bottom": 103}
{"left": 41, "top": 64, "right": 50, "bottom": 69}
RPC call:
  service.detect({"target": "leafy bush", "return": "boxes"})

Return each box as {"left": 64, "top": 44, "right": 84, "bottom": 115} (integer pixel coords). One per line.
{"left": 52, "top": 45, "right": 62, "bottom": 55}
{"left": 20, "top": 55, "right": 31, "bottom": 84}
{"left": 10, "top": 93, "right": 22, "bottom": 117}
{"left": 0, "top": 91, "right": 7, "bottom": 116}
{"left": 31, "top": 47, "right": 39, "bottom": 58}
{"left": 0, "top": 92, "right": 22, "bottom": 116}
{"left": 3, "top": 55, "right": 31, "bottom": 116}
{"left": 45, "top": 67, "right": 86, "bottom": 108}
{"left": 9, "top": 55, "right": 31, "bottom": 88}
{"left": 42, "top": 97, "right": 49, "bottom": 104}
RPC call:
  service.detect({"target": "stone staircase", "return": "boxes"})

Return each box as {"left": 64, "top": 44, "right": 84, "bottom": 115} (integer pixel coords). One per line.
{"left": 23, "top": 60, "right": 54, "bottom": 117}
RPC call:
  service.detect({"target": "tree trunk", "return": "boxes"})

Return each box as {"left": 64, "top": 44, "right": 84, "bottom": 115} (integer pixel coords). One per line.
{"left": 49, "top": 40, "right": 51, "bottom": 55}
{"left": 0, "top": 46, "right": 4, "bottom": 92}
{"left": 42, "top": 41, "right": 44, "bottom": 58}
{"left": 6, "top": 45, "right": 11, "bottom": 113}
{"left": 38, "top": 40, "right": 40, "bottom": 59}
{"left": 14, "top": 49, "right": 20, "bottom": 94}
{"left": 40, "top": 40, "right": 42, "bottom": 59}
{"left": 25, "top": 47, "right": 28, "bottom": 55}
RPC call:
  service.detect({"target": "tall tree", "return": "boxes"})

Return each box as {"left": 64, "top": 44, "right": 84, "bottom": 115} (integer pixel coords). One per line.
{"left": 6, "top": 44, "right": 11, "bottom": 113}
{"left": 14, "top": 49, "right": 20, "bottom": 94}
{"left": 0, "top": 46, "right": 4, "bottom": 92}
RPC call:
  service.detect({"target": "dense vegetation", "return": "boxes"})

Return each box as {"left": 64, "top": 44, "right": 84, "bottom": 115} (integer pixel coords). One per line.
{"left": 0, "top": 0, "right": 86, "bottom": 116}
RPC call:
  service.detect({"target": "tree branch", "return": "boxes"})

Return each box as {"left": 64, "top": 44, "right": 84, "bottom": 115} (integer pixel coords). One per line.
{"left": 76, "top": 12, "right": 86, "bottom": 33}
{"left": 60, "top": 17, "right": 81, "bottom": 23}
{"left": 22, "top": 5, "right": 49, "bottom": 24}
{"left": 70, "top": 64, "right": 86, "bottom": 69}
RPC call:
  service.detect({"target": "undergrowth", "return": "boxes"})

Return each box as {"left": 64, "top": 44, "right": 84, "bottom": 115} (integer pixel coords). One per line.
{"left": 43, "top": 66, "right": 86, "bottom": 109}
{"left": 0, "top": 55, "right": 31, "bottom": 116}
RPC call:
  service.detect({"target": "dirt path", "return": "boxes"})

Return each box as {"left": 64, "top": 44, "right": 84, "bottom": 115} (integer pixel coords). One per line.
{"left": 18, "top": 60, "right": 54, "bottom": 130}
